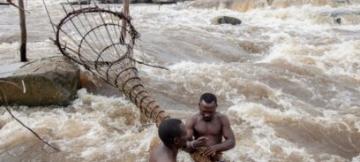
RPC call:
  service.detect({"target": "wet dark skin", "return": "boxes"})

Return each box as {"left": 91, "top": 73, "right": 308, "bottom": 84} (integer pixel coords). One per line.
{"left": 149, "top": 124, "right": 187, "bottom": 162}
{"left": 149, "top": 124, "right": 207, "bottom": 162}
{"left": 186, "top": 100, "right": 236, "bottom": 158}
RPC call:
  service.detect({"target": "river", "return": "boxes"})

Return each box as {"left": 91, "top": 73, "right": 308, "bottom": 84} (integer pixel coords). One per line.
{"left": 0, "top": 0, "right": 359, "bottom": 161}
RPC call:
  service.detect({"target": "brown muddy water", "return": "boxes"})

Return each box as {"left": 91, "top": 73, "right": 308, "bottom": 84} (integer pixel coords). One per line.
{"left": 0, "top": 0, "right": 360, "bottom": 161}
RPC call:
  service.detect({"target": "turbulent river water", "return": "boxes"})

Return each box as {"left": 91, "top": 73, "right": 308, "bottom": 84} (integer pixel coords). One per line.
{"left": 0, "top": 0, "right": 360, "bottom": 161}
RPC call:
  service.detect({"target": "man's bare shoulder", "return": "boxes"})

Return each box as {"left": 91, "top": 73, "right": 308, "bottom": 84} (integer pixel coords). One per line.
{"left": 216, "top": 112, "right": 230, "bottom": 124}
{"left": 185, "top": 113, "right": 200, "bottom": 130}
{"left": 189, "top": 113, "right": 201, "bottom": 121}
{"left": 150, "top": 145, "right": 175, "bottom": 162}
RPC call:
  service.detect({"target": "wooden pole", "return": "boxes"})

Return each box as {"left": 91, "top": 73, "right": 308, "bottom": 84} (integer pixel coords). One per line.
{"left": 18, "top": 0, "right": 28, "bottom": 62}
{"left": 121, "top": 0, "right": 129, "bottom": 40}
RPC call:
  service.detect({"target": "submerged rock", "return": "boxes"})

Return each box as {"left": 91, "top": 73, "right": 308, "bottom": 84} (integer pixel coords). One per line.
{"left": 211, "top": 16, "right": 242, "bottom": 25}
{"left": 79, "top": 70, "right": 121, "bottom": 97}
{"left": 0, "top": 57, "right": 79, "bottom": 106}
{"left": 67, "top": 0, "right": 91, "bottom": 5}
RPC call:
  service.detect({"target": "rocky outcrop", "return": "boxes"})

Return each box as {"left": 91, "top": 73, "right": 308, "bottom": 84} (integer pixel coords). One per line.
{"left": 211, "top": 16, "right": 242, "bottom": 25}
{"left": 0, "top": 57, "right": 80, "bottom": 106}
{"left": 79, "top": 70, "right": 121, "bottom": 96}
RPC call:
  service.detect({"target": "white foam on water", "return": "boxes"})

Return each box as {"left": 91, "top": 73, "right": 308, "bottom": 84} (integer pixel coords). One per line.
{"left": 143, "top": 61, "right": 243, "bottom": 101}
{"left": 320, "top": 40, "right": 360, "bottom": 76}
{"left": 1, "top": 0, "right": 360, "bottom": 161}
{"left": 0, "top": 89, "right": 162, "bottom": 161}
{"left": 225, "top": 101, "right": 360, "bottom": 161}
{"left": 224, "top": 102, "right": 314, "bottom": 161}
{"left": 352, "top": 155, "right": 360, "bottom": 162}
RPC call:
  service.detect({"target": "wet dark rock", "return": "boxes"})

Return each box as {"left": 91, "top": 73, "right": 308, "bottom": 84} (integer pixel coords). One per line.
{"left": 211, "top": 16, "right": 242, "bottom": 25}
{"left": 320, "top": 9, "right": 360, "bottom": 25}
{"left": 335, "top": 17, "right": 342, "bottom": 24}
{"left": 68, "top": 0, "right": 91, "bottom": 5}
{"left": 0, "top": 57, "right": 80, "bottom": 106}
{"left": 79, "top": 70, "right": 121, "bottom": 97}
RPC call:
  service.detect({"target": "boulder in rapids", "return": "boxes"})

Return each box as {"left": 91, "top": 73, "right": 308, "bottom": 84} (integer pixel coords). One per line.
{"left": 67, "top": 0, "right": 91, "bottom": 5}
{"left": 211, "top": 16, "right": 242, "bottom": 25}
{"left": 0, "top": 57, "right": 79, "bottom": 106}
{"left": 79, "top": 70, "right": 121, "bottom": 97}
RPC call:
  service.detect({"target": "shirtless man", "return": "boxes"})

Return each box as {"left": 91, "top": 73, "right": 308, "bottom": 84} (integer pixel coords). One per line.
{"left": 149, "top": 118, "right": 207, "bottom": 162}
{"left": 185, "top": 93, "right": 236, "bottom": 161}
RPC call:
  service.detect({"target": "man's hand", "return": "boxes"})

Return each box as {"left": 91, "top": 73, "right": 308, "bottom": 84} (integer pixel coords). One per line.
{"left": 192, "top": 137, "right": 208, "bottom": 148}
{"left": 183, "top": 137, "right": 208, "bottom": 153}
{"left": 202, "top": 145, "right": 217, "bottom": 157}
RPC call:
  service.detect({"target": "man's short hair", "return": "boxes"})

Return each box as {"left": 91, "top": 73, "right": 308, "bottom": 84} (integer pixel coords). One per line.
{"left": 199, "top": 93, "right": 217, "bottom": 104}
{"left": 158, "top": 118, "right": 183, "bottom": 148}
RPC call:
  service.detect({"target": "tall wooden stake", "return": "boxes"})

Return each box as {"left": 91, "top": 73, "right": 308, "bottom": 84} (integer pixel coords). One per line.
{"left": 18, "top": 0, "right": 27, "bottom": 62}
{"left": 121, "top": 0, "right": 129, "bottom": 39}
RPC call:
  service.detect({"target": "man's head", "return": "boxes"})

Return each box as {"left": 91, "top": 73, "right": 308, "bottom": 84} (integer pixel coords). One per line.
{"left": 158, "top": 118, "right": 187, "bottom": 148}
{"left": 199, "top": 93, "right": 217, "bottom": 122}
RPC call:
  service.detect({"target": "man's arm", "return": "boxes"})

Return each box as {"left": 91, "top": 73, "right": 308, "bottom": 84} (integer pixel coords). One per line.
{"left": 183, "top": 115, "right": 207, "bottom": 152}
{"left": 185, "top": 116, "right": 195, "bottom": 140}
{"left": 217, "top": 115, "right": 236, "bottom": 151}
{"left": 203, "top": 115, "right": 236, "bottom": 156}
{"left": 183, "top": 116, "right": 196, "bottom": 152}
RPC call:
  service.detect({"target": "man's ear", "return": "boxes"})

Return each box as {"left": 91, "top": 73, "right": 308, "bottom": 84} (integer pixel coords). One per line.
{"left": 173, "top": 137, "right": 180, "bottom": 146}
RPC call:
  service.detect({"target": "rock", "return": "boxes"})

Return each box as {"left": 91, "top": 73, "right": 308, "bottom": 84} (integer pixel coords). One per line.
{"left": 211, "top": 16, "right": 242, "bottom": 25}
{"left": 67, "top": 0, "right": 91, "bottom": 5}
{"left": 79, "top": 70, "right": 121, "bottom": 97}
{"left": 335, "top": 17, "right": 342, "bottom": 24}
{"left": 0, "top": 57, "right": 80, "bottom": 106}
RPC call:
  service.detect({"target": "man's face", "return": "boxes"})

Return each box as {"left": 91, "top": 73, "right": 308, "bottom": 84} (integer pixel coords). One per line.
{"left": 199, "top": 100, "right": 217, "bottom": 122}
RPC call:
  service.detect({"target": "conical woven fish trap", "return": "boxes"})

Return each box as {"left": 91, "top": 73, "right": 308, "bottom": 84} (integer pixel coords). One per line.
{"left": 55, "top": 7, "right": 168, "bottom": 124}
{"left": 56, "top": 7, "right": 136, "bottom": 85}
